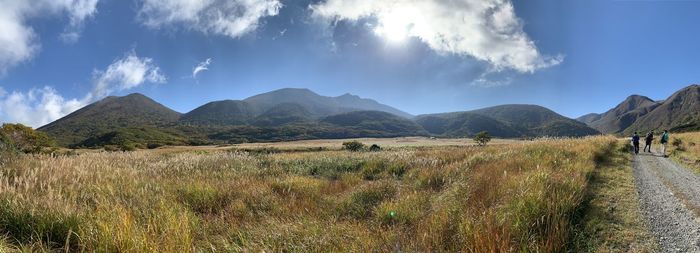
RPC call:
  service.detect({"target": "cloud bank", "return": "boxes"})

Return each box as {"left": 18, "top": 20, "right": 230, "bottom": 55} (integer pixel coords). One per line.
{"left": 311, "top": 0, "right": 562, "bottom": 73}
{"left": 0, "top": 52, "right": 165, "bottom": 128}
{"left": 0, "top": 0, "right": 99, "bottom": 74}
{"left": 138, "top": 0, "right": 282, "bottom": 38}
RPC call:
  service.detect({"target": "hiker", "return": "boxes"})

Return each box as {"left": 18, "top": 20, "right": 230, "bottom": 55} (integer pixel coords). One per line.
{"left": 632, "top": 132, "right": 640, "bottom": 155}
{"left": 660, "top": 130, "right": 670, "bottom": 157}
{"left": 644, "top": 131, "right": 654, "bottom": 153}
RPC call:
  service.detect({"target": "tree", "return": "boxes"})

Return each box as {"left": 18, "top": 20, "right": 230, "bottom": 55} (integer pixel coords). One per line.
{"left": 474, "top": 131, "right": 492, "bottom": 146}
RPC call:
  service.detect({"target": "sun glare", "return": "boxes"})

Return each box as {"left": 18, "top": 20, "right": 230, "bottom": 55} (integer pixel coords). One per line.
{"left": 373, "top": 8, "right": 415, "bottom": 44}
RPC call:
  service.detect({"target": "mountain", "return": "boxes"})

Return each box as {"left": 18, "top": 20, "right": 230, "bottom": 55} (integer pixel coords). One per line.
{"left": 576, "top": 113, "right": 602, "bottom": 125}
{"left": 39, "top": 93, "right": 182, "bottom": 146}
{"left": 320, "top": 111, "right": 427, "bottom": 136}
{"left": 180, "top": 100, "right": 254, "bottom": 125}
{"left": 583, "top": 95, "right": 660, "bottom": 134}
{"left": 252, "top": 103, "right": 313, "bottom": 127}
{"left": 416, "top": 112, "right": 522, "bottom": 138}
{"left": 417, "top": 105, "right": 599, "bottom": 138}
{"left": 576, "top": 85, "right": 700, "bottom": 135}
{"left": 623, "top": 85, "right": 700, "bottom": 134}
{"left": 243, "top": 88, "right": 413, "bottom": 118}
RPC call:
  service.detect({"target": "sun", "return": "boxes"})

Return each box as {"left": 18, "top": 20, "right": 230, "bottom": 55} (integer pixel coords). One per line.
{"left": 373, "top": 8, "right": 415, "bottom": 44}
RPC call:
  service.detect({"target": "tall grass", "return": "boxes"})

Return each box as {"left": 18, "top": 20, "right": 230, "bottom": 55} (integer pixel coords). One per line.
{"left": 0, "top": 136, "right": 616, "bottom": 252}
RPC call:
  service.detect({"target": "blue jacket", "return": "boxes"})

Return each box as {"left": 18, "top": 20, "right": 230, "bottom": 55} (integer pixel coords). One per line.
{"left": 632, "top": 135, "right": 640, "bottom": 143}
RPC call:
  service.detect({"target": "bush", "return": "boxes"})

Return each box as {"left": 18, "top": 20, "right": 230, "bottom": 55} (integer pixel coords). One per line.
{"left": 473, "top": 131, "right": 492, "bottom": 146}
{"left": 342, "top": 141, "right": 365, "bottom": 152}
{"left": 119, "top": 143, "right": 137, "bottom": 152}
{"left": 369, "top": 144, "right": 382, "bottom": 152}
{"left": 0, "top": 124, "right": 56, "bottom": 153}
{"left": 147, "top": 143, "right": 164, "bottom": 149}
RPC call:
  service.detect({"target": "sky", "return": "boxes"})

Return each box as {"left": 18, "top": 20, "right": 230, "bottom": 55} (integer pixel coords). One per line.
{"left": 1, "top": 0, "right": 700, "bottom": 128}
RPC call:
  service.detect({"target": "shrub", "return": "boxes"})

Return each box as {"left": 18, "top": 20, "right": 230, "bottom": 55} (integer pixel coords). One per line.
{"left": 369, "top": 144, "right": 382, "bottom": 152}
{"left": 147, "top": 143, "right": 164, "bottom": 149}
{"left": 342, "top": 141, "right": 365, "bottom": 152}
{"left": 0, "top": 124, "right": 56, "bottom": 153}
{"left": 119, "top": 143, "right": 137, "bottom": 152}
{"left": 474, "top": 131, "right": 492, "bottom": 146}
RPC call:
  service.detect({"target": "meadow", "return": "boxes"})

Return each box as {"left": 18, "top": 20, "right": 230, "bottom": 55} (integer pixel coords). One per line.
{"left": 0, "top": 136, "right": 625, "bottom": 252}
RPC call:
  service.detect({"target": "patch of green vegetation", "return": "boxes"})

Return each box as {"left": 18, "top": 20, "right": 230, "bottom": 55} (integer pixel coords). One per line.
{"left": 340, "top": 182, "right": 397, "bottom": 219}
{"left": 0, "top": 123, "right": 56, "bottom": 154}
{"left": 0, "top": 200, "right": 82, "bottom": 250}
{"left": 177, "top": 184, "right": 230, "bottom": 214}
{"left": 73, "top": 127, "right": 188, "bottom": 150}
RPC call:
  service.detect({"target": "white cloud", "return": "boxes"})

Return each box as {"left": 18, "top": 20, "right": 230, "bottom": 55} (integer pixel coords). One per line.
{"left": 0, "top": 52, "right": 165, "bottom": 128}
{"left": 0, "top": 86, "right": 84, "bottom": 127}
{"left": 192, "top": 58, "right": 212, "bottom": 79}
{"left": 0, "top": 0, "right": 99, "bottom": 74}
{"left": 89, "top": 51, "right": 166, "bottom": 100}
{"left": 138, "top": 0, "right": 282, "bottom": 38}
{"left": 310, "top": 0, "right": 562, "bottom": 73}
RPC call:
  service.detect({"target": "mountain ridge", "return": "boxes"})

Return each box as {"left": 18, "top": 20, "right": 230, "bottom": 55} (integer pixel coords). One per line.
{"left": 577, "top": 84, "right": 700, "bottom": 135}
{"left": 38, "top": 88, "right": 603, "bottom": 147}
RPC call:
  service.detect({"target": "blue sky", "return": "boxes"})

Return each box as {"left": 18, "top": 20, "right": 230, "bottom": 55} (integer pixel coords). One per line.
{"left": 1, "top": 0, "right": 699, "bottom": 127}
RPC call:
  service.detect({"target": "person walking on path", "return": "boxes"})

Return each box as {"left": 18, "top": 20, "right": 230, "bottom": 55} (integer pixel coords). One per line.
{"left": 644, "top": 131, "right": 654, "bottom": 153}
{"left": 632, "top": 132, "right": 641, "bottom": 155}
{"left": 660, "top": 130, "right": 670, "bottom": 157}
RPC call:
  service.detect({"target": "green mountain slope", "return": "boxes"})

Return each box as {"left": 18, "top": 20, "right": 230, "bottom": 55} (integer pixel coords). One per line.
{"left": 38, "top": 93, "right": 182, "bottom": 146}
{"left": 418, "top": 105, "right": 599, "bottom": 138}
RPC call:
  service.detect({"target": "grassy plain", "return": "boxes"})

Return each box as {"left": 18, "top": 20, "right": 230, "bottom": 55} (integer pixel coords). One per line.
{"left": 0, "top": 136, "right": 650, "bottom": 252}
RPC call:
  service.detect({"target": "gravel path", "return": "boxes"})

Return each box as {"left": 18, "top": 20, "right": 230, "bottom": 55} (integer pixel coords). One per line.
{"left": 633, "top": 151, "right": 700, "bottom": 252}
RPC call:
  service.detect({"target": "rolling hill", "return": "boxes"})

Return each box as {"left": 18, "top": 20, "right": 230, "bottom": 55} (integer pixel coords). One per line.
{"left": 321, "top": 110, "right": 427, "bottom": 136}
{"left": 417, "top": 105, "right": 599, "bottom": 138}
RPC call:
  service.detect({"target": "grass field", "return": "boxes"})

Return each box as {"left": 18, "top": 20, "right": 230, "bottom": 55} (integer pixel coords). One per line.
{"left": 0, "top": 136, "right": 648, "bottom": 252}
{"left": 668, "top": 132, "right": 700, "bottom": 172}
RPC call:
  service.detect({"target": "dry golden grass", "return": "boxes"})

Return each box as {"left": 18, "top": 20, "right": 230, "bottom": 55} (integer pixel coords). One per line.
{"left": 668, "top": 132, "right": 700, "bottom": 172}
{"left": 0, "top": 136, "right": 622, "bottom": 252}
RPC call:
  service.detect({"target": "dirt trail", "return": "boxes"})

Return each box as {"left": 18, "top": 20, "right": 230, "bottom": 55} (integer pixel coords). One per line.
{"left": 633, "top": 150, "right": 700, "bottom": 252}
